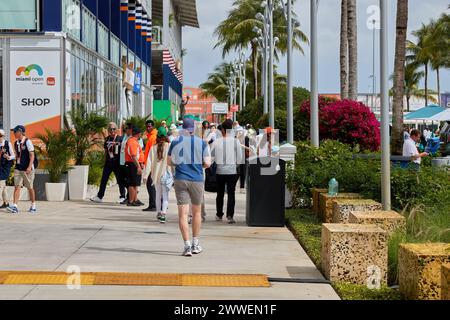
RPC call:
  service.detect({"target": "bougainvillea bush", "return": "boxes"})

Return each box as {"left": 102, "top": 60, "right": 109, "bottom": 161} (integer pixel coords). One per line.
{"left": 321, "top": 100, "right": 380, "bottom": 151}
{"left": 298, "top": 98, "right": 380, "bottom": 151}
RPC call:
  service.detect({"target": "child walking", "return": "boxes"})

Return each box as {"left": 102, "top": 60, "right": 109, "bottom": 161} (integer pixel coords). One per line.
{"left": 143, "top": 127, "right": 172, "bottom": 223}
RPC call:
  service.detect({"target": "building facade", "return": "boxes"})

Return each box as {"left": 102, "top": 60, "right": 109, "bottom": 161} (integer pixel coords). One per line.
{"left": 0, "top": 0, "right": 198, "bottom": 138}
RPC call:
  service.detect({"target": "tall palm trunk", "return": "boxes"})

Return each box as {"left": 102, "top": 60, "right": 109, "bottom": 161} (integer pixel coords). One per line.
{"left": 340, "top": 0, "right": 349, "bottom": 99}
{"left": 424, "top": 63, "right": 428, "bottom": 106}
{"left": 392, "top": 0, "right": 408, "bottom": 155}
{"left": 407, "top": 94, "right": 411, "bottom": 112}
{"left": 251, "top": 43, "right": 259, "bottom": 100}
{"left": 436, "top": 68, "right": 441, "bottom": 106}
{"left": 347, "top": 0, "right": 358, "bottom": 100}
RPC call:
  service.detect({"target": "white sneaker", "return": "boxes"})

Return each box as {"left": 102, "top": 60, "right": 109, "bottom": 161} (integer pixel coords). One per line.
{"left": 90, "top": 196, "right": 103, "bottom": 203}
{"left": 183, "top": 246, "right": 193, "bottom": 257}
{"left": 117, "top": 197, "right": 126, "bottom": 204}
{"left": 227, "top": 217, "right": 236, "bottom": 224}
{"left": 192, "top": 242, "right": 203, "bottom": 254}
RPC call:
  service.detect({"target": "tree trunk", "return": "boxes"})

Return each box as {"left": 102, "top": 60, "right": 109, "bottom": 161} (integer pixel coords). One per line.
{"left": 347, "top": 0, "right": 358, "bottom": 100}
{"left": 407, "top": 95, "right": 410, "bottom": 112}
{"left": 340, "top": 0, "right": 349, "bottom": 99}
{"left": 392, "top": 0, "right": 409, "bottom": 155}
{"left": 437, "top": 68, "right": 441, "bottom": 106}
{"left": 251, "top": 43, "right": 259, "bottom": 100}
{"left": 424, "top": 63, "right": 428, "bottom": 106}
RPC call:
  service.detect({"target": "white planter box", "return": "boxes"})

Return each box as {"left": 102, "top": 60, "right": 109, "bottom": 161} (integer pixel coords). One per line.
{"left": 5, "top": 186, "right": 30, "bottom": 202}
{"left": 68, "top": 165, "right": 89, "bottom": 200}
{"left": 45, "top": 183, "right": 67, "bottom": 202}
{"left": 86, "top": 184, "right": 99, "bottom": 199}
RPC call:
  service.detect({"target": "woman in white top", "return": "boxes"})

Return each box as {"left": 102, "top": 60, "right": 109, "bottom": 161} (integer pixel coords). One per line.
{"left": 143, "top": 127, "right": 172, "bottom": 223}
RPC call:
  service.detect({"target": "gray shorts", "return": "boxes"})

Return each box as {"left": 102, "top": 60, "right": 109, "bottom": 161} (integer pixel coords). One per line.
{"left": 174, "top": 180, "right": 204, "bottom": 206}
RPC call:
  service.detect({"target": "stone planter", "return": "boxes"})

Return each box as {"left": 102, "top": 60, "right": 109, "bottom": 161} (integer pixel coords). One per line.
{"left": 318, "top": 193, "right": 364, "bottom": 223}
{"left": 87, "top": 184, "right": 99, "bottom": 199}
{"left": 68, "top": 165, "right": 89, "bottom": 200}
{"left": 399, "top": 243, "right": 450, "bottom": 300}
{"left": 349, "top": 210, "right": 406, "bottom": 236}
{"left": 321, "top": 223, "right": 388, "bottom": 285}
{"left": 5, "top": 186, "right": 31, "bottom": 201}
{"left": 442, "top": 264, "right": 450, "bottom": 301}
{"left": 45, "top": 182, "right": 67, "bottom": 202}
{"left": 34, "top": 170, "right": 69, "bottom": 201}
{"left": 332, "top": 199, "right": 382, "bottom": 223}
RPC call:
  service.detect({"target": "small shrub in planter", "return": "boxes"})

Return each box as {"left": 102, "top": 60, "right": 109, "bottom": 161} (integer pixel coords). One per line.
{"left": 36, "top": 129, "right": 74, "bottom": 201}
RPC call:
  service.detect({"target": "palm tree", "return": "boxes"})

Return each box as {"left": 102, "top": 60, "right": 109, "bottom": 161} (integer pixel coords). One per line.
{"left": 392, "top": 0, "right": 408, "bottom": 155}
{"left": 199, "top": 62, "right": 235, "bottom": 103}
{"left": 214, "top": 0, "right": 308, "bottom": 99}
{"left": 340, "top": 0, "right": 349, "bottom": 99}
{"left": 428, "top": 14, "right": 450, "bottom": 106}
{"left": 347, "top": 0, "right": 358, "bottom": 100}
{"left": 406, "top": 23, "right": 434, "bottom": 107}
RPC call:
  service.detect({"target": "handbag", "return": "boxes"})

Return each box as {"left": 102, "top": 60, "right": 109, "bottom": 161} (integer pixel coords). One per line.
{"left": 205, "top": 162, "right": 217, "bottom": 192}
{"left": 160, "top": 169, "right": 174, "bottom": 191}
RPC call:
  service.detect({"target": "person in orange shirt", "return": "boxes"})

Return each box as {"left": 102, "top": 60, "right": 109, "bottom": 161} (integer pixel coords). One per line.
{"left": 143, "top": 120, "right": 158, "bottom": 211}
{"left": 125, "top": 127, "right": 145, "bottom": 207}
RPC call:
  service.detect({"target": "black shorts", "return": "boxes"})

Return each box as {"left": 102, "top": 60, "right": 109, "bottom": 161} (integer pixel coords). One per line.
{"left": 125, "top": 162, "right": 142, "bottom": 187}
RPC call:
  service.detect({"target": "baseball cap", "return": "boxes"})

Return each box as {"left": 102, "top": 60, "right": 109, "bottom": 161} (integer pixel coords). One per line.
{"left": 0, "top": 129, "right": 5, "bottom": 137}
{"left": 157, "top": 126, "right": 167, "bottom": 137}
{"left": 13, "top": 125, "right": 25, "bottom": 134}
{"left": 132, "top": 127, "right": 141, "bottom": 135}
{"left": 183, "top": 118, "right": 195, "bottom": 133}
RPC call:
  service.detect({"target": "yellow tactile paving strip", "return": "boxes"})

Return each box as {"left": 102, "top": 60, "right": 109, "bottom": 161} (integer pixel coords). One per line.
{"left": 0, "top": 271, "right": 270, "bottom": 287}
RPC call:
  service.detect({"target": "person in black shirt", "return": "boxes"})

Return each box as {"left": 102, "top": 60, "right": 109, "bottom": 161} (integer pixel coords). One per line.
{"left": 90, "top": 122, "right": 126, "bottom": 203}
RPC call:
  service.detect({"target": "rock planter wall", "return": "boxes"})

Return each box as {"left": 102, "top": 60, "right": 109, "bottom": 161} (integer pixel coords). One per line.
{"left": 318, "top": 193, "right": 364, "bottom": 223}
{"left": 321, "top": 223, "right": 388, "bottom": 285}
{"left": 332, "top": 199, "right": 382, "bottom": 223}
{"left": 311, "top": 188, "right": 327, "bottom": 216}
{"left": 349, "top": 210, "right": 406, "bottom": 236}
{"left": 442, "top": 264, "right": 450, "bottom": 301}
{"left": 399, "top": 243, "right": 450, "bottom": 300}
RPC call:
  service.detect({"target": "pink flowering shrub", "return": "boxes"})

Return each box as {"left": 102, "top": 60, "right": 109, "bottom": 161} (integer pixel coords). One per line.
{"left": 321, "top": 99, "right": 380, "bottom": 151}
{"left": 297, "top": 98, "right": 380, "bottom": 151}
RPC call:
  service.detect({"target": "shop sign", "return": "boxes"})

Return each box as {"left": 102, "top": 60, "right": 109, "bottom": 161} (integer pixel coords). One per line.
{"left": 212, "top": 103, "right": 228, "bottom": 114}
{"left": 9, "top": 50, "right": 61, "bottom": 127}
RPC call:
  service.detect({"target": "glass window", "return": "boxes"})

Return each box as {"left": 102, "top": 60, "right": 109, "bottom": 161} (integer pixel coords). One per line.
{"left": 98, "top": 22, "right": 109, "bottom": 59}
{"left": 82, "top": 7, "right": 96, "bottom": 50}
{"left": 62, "top": 0, "right": 81, "bottom": 39}
{"left": 0, "top": 0, "right": 37, "bottom": 30}
{"left": 120, "top": 42, "right": 127, "bottom": 66}
{"left": 111, "top": 35, "right": 120, "bottom": 66}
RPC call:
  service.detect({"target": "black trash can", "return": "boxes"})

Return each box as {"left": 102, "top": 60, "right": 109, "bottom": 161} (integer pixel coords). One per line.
{"left": 246, "top": 156, "right": 285, "bottom": 227}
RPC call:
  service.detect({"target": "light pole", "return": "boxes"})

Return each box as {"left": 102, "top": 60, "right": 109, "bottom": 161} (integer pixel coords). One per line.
{"left": 282, "top": 0, "right": 294, "bottom": 144}
{"left": 310, "top": 0, "right": 319, "bottom": 147}
{"left": 268, "top": 0, "right": 275, "bottom": 129}
{"left": 372, "top": 19, "right": 377, "bottom": 112}
{"left": 255, "top": 10, "right": 269, "bottom": 116}
{"left": 380, "top": 0, "right": 391, "bottom": 210}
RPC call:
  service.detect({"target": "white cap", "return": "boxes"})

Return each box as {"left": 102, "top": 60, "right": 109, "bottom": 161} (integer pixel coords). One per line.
{"left": 0, "top": 129, "right": 5, "bottom": 136}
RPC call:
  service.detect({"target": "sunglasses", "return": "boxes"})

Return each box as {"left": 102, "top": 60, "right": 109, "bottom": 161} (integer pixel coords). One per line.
{"left": 108, "top": 128, "right": 117, "bottom": 131}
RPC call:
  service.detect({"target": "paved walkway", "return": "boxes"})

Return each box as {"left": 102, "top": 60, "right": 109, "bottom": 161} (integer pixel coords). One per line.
{"left": 0, "top": 185, "right": 339, "bottom": 300}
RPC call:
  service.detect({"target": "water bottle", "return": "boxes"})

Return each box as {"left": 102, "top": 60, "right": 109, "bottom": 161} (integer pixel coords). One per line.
{"left": 328, "top": 178, "right": 339, "bottom": 196}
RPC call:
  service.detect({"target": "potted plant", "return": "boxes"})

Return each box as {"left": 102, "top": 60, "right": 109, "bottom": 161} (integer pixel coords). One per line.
{"left": 64, "top": 105, "right": 108, "bottom": 200}
{"left": 36, "top": 129, "right": 73, "bottom": 202}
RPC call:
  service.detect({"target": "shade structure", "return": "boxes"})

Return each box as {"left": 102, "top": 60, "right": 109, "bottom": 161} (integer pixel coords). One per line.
{"left": 404, "top": 105, "right": 446, "bottom": 120}
{"left": 428, "top": 108, "right": 450, "bottom": 121}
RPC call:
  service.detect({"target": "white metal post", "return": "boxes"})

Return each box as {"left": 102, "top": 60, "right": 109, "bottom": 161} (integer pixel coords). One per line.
{"left": 286, "top": 0, "right": 294, "bottom": 144}
{"left": 380, "top": 0, "right": 391, "bottom": 210}
{"left": 268, "top": 0, "right": 275, "bottom": 128}
{"left": 310, "top": 0, "right": 319, "bottom": 147}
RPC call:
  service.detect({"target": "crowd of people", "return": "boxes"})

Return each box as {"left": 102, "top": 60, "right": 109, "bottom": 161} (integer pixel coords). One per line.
{"left": 402, "top": 125, "right": 442, "bottom": 170}
{"left": 89, "top": 117, "right": 278, "bottom": 257}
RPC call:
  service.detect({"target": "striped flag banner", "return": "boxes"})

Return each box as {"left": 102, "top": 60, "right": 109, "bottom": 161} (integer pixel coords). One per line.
{"left": 163, "top": 49, "right": 183, "bottom": 83}
{"left": 128, "top": 0, "right": 136, "bottom": 21}
{"left": 135, "top": 2, "right": 142, "bottom": 30}
{"left": 120, "top": 0, "right": 128, "bottom": 12}
{"left": 141, "top": 13, "right": 148, "bottom": 36}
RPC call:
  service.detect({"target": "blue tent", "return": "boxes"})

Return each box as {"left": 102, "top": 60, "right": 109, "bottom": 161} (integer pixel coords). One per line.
{"left": 404, "top": 104, "right": 445, "bottom": 120}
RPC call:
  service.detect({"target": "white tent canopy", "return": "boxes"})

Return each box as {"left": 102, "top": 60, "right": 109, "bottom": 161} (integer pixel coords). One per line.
{"left": 429, "top": 108, "right": 450, "bottom": 121}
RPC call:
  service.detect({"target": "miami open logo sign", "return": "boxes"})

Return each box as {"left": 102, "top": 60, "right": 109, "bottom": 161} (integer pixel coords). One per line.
{"left": 15, "top": 64, "right": 50, "bottom": 85}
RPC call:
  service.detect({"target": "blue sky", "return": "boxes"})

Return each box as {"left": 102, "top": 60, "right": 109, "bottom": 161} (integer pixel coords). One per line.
{"left": 182, "top": 0, "right": 450, "bottom": 94}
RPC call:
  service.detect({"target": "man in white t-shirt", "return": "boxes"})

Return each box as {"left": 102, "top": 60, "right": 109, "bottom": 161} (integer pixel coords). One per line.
{"left": 403, "top": 129, "right": 428, "bottom": 170}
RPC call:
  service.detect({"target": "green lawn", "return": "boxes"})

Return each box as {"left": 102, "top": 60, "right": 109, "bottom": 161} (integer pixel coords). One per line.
{"left": 285, "top": 208, "right": 403, "bottom": 300}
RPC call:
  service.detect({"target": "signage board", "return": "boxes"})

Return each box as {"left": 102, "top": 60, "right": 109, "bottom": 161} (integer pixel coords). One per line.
{"left": 134, "top": 72, "right": 142, "bottom": 93}
{"left": 230, "top": 104, "right": 239, "bottom": 112}
{"left": 9, "top": 50, "right": 61, "bottom": 129}
{"left": 212, "top": 103, "right": 229, "bottom": 114}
